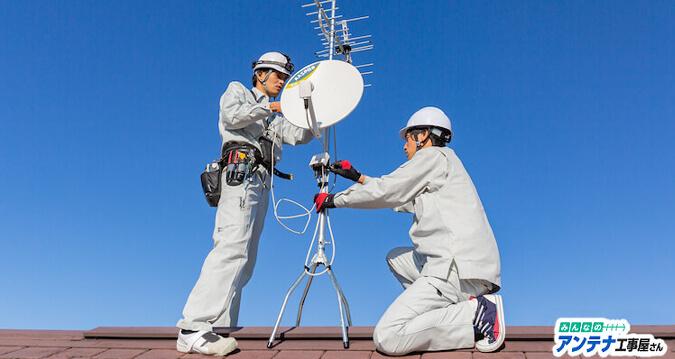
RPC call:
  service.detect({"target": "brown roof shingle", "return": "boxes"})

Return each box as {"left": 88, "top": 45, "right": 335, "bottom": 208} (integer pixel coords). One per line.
{"left": 0, "top": 326, "right": 672, "bottom": 359}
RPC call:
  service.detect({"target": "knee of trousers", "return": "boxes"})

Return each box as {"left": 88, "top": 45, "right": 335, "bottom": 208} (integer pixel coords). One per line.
{"left": 373, "top": 318, "right": 406, "bottom": 356}
{"left": 385, "top": 246, "right": 413, "bottom": 271}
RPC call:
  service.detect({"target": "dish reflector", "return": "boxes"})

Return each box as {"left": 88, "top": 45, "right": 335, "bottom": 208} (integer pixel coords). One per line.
{"left": 281, "top": 60, "right": 364, "bottom": 131}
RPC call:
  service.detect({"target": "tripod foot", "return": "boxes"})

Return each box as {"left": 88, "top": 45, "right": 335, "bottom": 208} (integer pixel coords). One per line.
{"left": 343, "top": 341, "right": 349, "bottom": 349}
{"left": 267, "top": 342, "right": 273, "bottom": 349}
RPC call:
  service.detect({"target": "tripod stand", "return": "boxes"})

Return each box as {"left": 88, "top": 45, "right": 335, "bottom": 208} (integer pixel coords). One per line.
{"left": 267, "top": 152, "right": 352, "bottom": 349}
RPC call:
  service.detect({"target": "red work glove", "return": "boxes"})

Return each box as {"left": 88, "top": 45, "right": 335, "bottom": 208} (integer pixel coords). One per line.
{"left": 329, "top": 160, "right": 362, "bottom": 182}
{"left": 313, "top": 193, "right": 335, "bottom": 213}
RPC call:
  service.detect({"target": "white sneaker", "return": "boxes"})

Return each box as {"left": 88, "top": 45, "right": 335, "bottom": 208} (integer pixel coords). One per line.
{"left": 176, "top": 329, "right": 238, "bottom": 356}
{"left": 473, "top": 294, "right": 506, "bottom": 352}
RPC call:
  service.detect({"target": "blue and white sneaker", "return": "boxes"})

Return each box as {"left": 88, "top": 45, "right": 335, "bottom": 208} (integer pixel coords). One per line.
{"left": 473, "top": 294, "right": 506, "bottom": 352}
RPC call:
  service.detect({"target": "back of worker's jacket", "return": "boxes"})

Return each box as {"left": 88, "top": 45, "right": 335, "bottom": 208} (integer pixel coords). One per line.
{"left": 333, "top": 147, "right": 501, "bottom": 289}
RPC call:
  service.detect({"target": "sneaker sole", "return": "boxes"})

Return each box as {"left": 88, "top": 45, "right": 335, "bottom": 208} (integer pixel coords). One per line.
{"left": 214, "top": 339, "right": 238, "bottom": 356}
{"left": 176, "top": 339, "right": 190, "bottom": 353}
{"left": 176, "top": 337, "right": 237, "bottom": 356}
{"left": 475, "top": 294, "right": 505, "bottom": 352}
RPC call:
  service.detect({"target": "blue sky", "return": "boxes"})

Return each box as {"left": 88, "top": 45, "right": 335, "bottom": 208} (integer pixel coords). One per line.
{"left": 1, "top": 1, "right": 674, "bottom": 330}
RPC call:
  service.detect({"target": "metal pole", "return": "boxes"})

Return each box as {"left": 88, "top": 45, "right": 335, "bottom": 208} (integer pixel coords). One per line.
{"left": 295, "top": 263, "right": 318, "bottom": 326}
{"left": 268, "top": 269, "right": 308, "bottom": 348}
{"left": 327, "top": 267, "right": 349, "bottom": 348}
{"left": 328, "top": 0, "right": 336, "bottom": 60}
{"left": 330, "top": 270, "right": 352, "bottom": 326}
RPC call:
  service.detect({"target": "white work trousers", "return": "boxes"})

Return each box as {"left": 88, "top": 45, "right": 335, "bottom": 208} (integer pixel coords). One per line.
{"left": 373, "top": 247, "right": 493, "bottom": 356}
{"left": 177, "top": 170, "right": 269, "bottom": 331}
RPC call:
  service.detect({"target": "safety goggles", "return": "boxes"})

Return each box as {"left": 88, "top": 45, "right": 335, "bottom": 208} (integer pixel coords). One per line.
{"left": 251, "top": 59, "right": 295, "bottom": 73}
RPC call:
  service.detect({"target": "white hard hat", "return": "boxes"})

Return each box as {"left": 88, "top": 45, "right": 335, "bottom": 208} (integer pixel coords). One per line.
{"left": 252, "top": 51, "right": 294, "bottom": 76}
{"left": 399, "top": 106, "right": 452, "bottom": 139}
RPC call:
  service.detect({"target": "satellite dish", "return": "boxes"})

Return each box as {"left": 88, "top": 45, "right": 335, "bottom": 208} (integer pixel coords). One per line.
{"left": 280, "top": 60, "right": 364, "bottom": 133}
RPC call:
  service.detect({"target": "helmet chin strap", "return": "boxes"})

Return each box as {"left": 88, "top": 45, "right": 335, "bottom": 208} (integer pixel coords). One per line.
{"left": 258, "top": 70, "right": 273, "bottom": 97}
{"left": 414, "top": 130, "right": 431, "bottom": 151}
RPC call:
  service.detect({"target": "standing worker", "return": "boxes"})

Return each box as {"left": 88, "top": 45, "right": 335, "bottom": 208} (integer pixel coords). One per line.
{"left": 314, "top": 106, "right": 505, "bottom": 355}
{"left": 176, "top": 52, "right": 313, "bottom": 356}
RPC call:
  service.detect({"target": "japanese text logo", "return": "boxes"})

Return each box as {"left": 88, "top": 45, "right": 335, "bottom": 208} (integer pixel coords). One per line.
{"left": 554, "top": 318, "right": 667, "bottom": 357}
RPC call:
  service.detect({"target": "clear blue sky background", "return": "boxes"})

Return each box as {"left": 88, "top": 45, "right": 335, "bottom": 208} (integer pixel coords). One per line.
{"left": 1, "top": 1, "right": 674, "bottom": 330}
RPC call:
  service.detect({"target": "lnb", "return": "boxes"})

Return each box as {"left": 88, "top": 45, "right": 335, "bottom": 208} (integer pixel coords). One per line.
{"left": 309, "top": 152, "right": 331, "bottom": 171}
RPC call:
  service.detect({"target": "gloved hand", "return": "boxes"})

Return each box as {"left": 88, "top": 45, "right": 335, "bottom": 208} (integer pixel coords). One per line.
{"left": 313, "top": 193, "right": 335, "bottom": 213}
{"left": 329, "top": 160, "right": 362, "bottom": 182}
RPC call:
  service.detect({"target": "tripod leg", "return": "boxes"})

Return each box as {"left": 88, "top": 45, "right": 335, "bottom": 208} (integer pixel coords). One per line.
{"left": 295, "top": 264, "right": 318, "bottom": 326}
{"left": 326, "top": 267, "right": 349, "bottom": 349}
{"left": 341, "top": 292, "right": 352, "bottom": 327}
{"left": 268, "top": 269, "right": 307, "bottom": 348}
{"left": 330, "top": 271, "right": 352, "bottom": 327}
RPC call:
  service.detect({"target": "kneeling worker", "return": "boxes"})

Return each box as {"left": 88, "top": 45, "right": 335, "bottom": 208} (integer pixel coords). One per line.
{"left": 314, "top": 107, "right": 504, "bottom": 355}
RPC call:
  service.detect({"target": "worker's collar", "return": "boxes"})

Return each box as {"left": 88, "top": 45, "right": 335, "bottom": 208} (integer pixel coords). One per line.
{"left": 250, "top": 87, "right": 268, "bottom": 102}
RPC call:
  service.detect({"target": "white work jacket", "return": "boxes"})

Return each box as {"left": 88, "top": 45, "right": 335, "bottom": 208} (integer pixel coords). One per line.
{"left": 333, "top": 147, "right": 501, "bottom": 289}
{"left": 218, "top": 81, "right": 313, "bottom": 162}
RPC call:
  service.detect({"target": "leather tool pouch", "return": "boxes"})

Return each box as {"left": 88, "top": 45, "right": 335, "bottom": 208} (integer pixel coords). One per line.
{"left": 257, "top": 134, "right": 293, "bottom": 180}
{"left": 200, "top": 160, "right": 223, "bottom": 207}
{"left": 257, "top": 135, "right": 274, "bottom": 170}
{"left": 200, "top": 142, "right": 259, "bottom": 207}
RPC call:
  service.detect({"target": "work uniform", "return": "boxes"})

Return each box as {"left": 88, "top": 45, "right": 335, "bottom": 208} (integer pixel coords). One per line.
{"left": 333, "top": 146, "right": 501, "bottom": 355}
{"left": 177, "top": 81, "right": 313, "bottom": 331}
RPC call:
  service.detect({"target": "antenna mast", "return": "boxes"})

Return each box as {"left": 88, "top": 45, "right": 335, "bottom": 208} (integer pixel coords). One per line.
{"left": 268, "top": 0, "right": 373, "bottom": 349}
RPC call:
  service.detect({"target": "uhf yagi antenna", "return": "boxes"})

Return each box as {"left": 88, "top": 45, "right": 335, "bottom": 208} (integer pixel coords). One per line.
{"left": 305, "top": 0, "right": 374, "bottom": 84}
{"left": 268, "top": 0, "right": 373, "bottom": 350}
{"left": 280, "top": 0, "right": 373, "bottom": 138}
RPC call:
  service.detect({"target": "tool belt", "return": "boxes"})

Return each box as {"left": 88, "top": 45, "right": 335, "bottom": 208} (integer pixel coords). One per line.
{"left": 200, "top": 139, "right": 292, "bottom": 207}
{"left": 222, "top": 141, "right": 261, "bottom": 186}
{"left": 257, "top": 136, "right": 293, "bottom": 180}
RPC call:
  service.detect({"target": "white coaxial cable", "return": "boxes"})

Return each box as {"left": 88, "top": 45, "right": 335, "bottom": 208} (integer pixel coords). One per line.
{"left": 267, "top": 128, "right": 314, "bottom": 235}
{"left": 303, "top": 165, "right": 336, "bottom": 277}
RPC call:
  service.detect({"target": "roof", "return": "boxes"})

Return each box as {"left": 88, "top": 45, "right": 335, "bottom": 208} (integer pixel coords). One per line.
{"left": 0, "top": 326, "right": 673, "bottom": 358}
